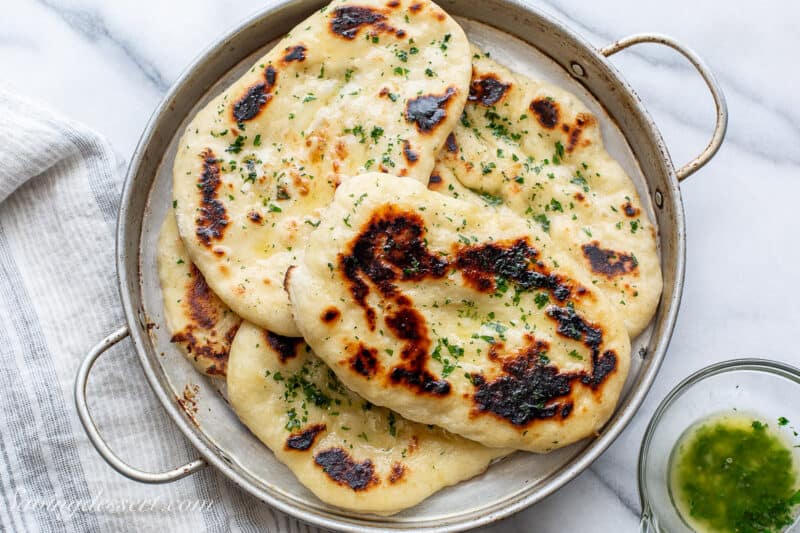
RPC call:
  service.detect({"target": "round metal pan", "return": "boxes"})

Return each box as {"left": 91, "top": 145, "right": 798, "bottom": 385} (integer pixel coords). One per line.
{"left": 74, "top": 1, "right": 727, "bottom": 531}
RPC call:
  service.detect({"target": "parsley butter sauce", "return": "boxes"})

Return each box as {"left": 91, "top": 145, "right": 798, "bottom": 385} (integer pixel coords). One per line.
{"left": 669, "top": 414, "right": 800, "bottom": 533}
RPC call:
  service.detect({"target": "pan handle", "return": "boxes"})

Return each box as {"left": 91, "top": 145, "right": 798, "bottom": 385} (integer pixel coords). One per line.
{"left": 74, "top": 325, "right": 207, "bottom": 483}
{"left": 600, "top": 33, "right": 728, "bottom": 182}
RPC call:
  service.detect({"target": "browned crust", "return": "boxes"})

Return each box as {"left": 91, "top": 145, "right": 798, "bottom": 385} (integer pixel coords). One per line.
{"left": 468, "top": 73, "right": 510, "bottom": 107}
{"left": 405, "top": 87, "right": 457, "bottom": 134}
{"left": 285, "top": 424, "right": 326, "bottom": 451}
{"left": 264, "top": 330, "right": 304, "bottom": 363}
{"left": 581, "top": 242, "right": 638, "bottom": 278}
{"left": 282, "top": 44, "right": 307, "bottom": 63}
{"left": 329, "top": 5, "right": 404, "bottom": 40}
{"left": 232, "top": 65, "right": 278, "bottom": 122}
{"left": 388, "top": 462, "right": 407, "bottom": 483}
{"left": 314, "top": 448, "right": 380, "bottom": 491}
{"left": 195, "top": 150, "right": 228, "bottom": 246}
{"left": 530, "top": 98, "right": 559, "bottom": 129}
{"left": 321, "top": 307, "right": 341, "bottom": 323}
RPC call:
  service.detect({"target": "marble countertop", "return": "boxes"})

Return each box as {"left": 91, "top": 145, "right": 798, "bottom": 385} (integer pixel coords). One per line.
{"left": 3, "top": 0, "right": 798, "bottom": 531}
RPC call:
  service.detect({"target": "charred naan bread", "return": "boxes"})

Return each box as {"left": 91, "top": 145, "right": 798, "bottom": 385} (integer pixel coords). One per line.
{"left": 431, "top": 48, "right": 661, "bottom": 337}
{"left": 173, "top": 0, "right": 471, "bottom": 336}
{"left": 227, "top": 321, "right": 506, "bottom": 514}
{"left": 288, "top": 174, "right": 630, "bottom": 452}
{"left": 157, "top": 214, "right": 241, "bottom": 377}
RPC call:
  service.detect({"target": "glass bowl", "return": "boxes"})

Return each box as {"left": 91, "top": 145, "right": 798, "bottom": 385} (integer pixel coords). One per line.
{"left": 638, "top": 358, "right": 800, "bottom": 532}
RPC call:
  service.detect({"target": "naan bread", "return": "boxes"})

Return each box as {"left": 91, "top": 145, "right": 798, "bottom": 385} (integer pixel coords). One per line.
{"left": 288, "top": 173, "right": 630, "bottom": 452}
{"left": 173, "top": 0, "right": 471, "bottom": 336}
{"left": 227, "top": 321, "right": 506, "bottom": 514}
{"left": 158, "top": 213, "right": 241, "bottom": 377}
{"left": 431, "top": 48, "right": 662, "bottom": 337}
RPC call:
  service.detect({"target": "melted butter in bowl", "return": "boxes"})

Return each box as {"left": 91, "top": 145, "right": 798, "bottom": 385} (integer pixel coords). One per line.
{"left": 638, "top": 360, "right": 800, "bottom": 533}
{"left": 669, "top": 413, "right": 800, "bottom": 533}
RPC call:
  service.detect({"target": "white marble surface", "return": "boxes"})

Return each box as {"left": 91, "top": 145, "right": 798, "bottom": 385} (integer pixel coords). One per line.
{"left": 3, "top": 0, "right": 799, "bottom": 531}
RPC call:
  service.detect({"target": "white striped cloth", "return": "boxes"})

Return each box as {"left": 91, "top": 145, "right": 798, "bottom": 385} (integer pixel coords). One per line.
{"left": 0, "top": 85, "right": 325, "bottom": 533}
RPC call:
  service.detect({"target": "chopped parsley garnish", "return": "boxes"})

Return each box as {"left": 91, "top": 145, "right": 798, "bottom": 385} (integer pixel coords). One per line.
{"left": 431, "top": 337, "right": 463, "bottom": 377}
{"left": 570, "top": 173, "right": 589, "bottom": 192}
{"left": 225, "top": 135, "right": 246, "bottom": 154}
{"left": 480, "top": 161, "right": 496, "bottom": 175}
{"left": 568, "top": 349, "right": 583, "bottom": 360}
{"left": 548, "top": 198, "right": 563, "bottom": 212}
{"left": 534, "top": 292, "right": 549, "bottom": 309}
{"left": 533, "top": 213, "right": 551, "bottom": 232}
{"left": 478, "top": 190, "right": 503, "bottom": 205}
{"left": 553, "top": 140, "right": 565, "bottom": 164}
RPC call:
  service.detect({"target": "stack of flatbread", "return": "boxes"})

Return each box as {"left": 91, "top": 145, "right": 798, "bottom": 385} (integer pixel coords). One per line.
{"left": 158, "top": 0, "right": 661, "bottom": 515}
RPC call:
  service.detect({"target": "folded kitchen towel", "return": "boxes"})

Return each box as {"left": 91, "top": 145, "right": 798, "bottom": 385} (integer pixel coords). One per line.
{"left": 0, "top": 85, "right": 325, "bottom": 533}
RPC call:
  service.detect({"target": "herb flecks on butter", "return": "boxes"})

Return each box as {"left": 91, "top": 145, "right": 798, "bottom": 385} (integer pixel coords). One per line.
{"left": 670, "top": 414, "right": 800, "bottom": 533}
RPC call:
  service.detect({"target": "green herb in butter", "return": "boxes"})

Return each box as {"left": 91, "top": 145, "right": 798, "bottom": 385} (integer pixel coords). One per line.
{"left": 670, "top": 414, "right": 800, "bottom": 533}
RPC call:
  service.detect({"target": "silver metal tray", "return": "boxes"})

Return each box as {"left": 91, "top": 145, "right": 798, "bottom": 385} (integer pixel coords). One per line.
{"left": 75, "top": 1, "right": 727, "bottom": 531}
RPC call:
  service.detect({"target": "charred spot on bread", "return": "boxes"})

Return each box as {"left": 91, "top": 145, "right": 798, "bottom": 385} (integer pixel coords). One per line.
{"left": 564, "top": 113, "right": 594, "bottom": 152}
{"left": 339, "top": 205, "right": 448, "bottom": 327}
{"left": 285, "top": 424, "right": 326, "bottom": 451}
{"left": 402, "top": 140, "right": 419, "bottom": 164}
{"left": 405, "top": 87, "right": 457, "bottom": 133}
{"left": 282, "top": 44, "right": 307, "bottom": 62}
{"left": 468, "top": 73, "right": 510, "bottom": 106}
{"left": 348, "top": 343, "right": 380, "bottom": 377}
{"left": 385, "top": 305, "right": 450, "bottom": 395}
{"left": 445, "top": 132, "right": 458, "bottom": 153}
{"left": 195, "top": 150, "right": 229, "bottom": 246}
{"left": 388, "top": 462, "right": 407, "bottom": 483}
{"left": 581, "top": 242, "right": 638, "bottom": 278}
{"left": 232, "top": 66, "right": 278, "bottom": 122}
{"left": 170, "top": 260, "right": 240, "bottom": 379}
{"left": 471, "top": 338, "right": 574, "bottom": 425}
{"left": 622, "top": 201, "right": 639, "bottom": 217}
{"left": 184, "top": 264, "right": 218, "bottom": 329}
{"left": 427, "top": 173, "right": 443, "bottom": 189}
{"left": 530, "top": 98, "right": 559, "bottom": 129}
{"left": 454, "top": 238, "right": 571, "bottom": 300}
{"left": 340, "top": 206, "right": 452, "bottom": 395}
{"left": 321, "top": 307, "right": 341, "bottom": 323}
{"left": 264, "top": 330, "right": 304, "bottom": 363}
{"left": 546, "top": 305, "right": 602, "bottom": 349}
{"left": 314, "top": 448, "right": 379, "bottom": 491}
{"left": 330, "top": 6, "right": 399, "bottom": 39}
{"left": 170, "top": 323, "right": 239, "bottom": 377}
{"left": 471, "top": 323, "right": 617, "bottom": 426}
{"left": 283, "top": 265, "right": 295, "bottom": 294}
